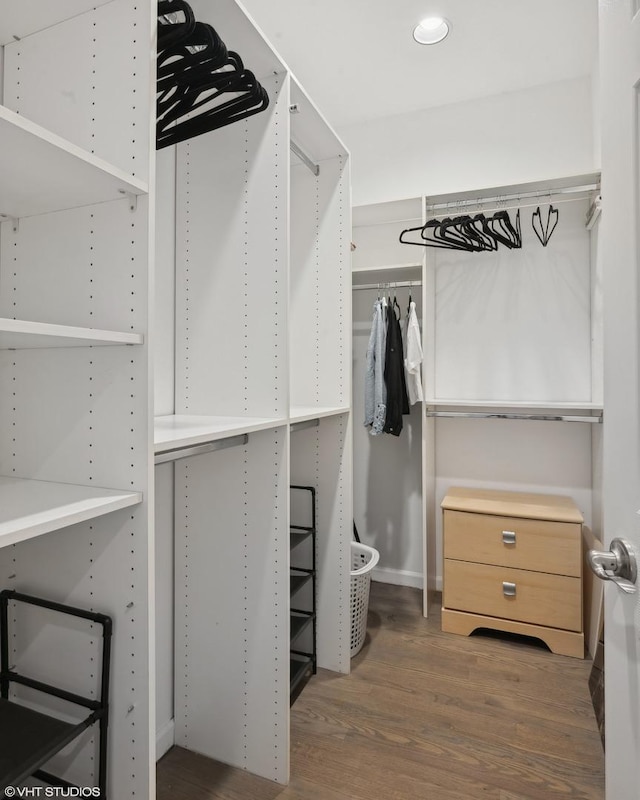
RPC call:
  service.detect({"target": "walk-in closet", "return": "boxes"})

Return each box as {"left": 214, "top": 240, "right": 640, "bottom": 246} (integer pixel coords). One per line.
{"left": 1, "top": 1, "right": 637, "bottom": 798}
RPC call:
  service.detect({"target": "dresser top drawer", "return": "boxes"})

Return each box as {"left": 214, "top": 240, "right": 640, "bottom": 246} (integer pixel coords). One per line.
{"left": 444, "top": 509, "right": 581, "bottom": 576}
{"left": 441, "top": 487, "right": 584, "bottom": 524}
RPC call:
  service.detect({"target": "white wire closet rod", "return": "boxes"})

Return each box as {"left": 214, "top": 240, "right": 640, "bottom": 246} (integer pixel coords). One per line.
{"left": 425, "top": 411, "right": 602, "bottom": 424}
{"left": 352, "top": 280, "right": 422, "bottom": 291}
{"left": 154, "top": 433, "right": 248, "bottom": 464}
{"left": 290, "top": 140, "right": 320, "bottom": 176}
{"left": 425, "top": 182, "right": 599, "bottom": 216}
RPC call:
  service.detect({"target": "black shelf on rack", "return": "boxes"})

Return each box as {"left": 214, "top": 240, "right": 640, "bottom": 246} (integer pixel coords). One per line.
{"left": 290, "top": 655, "right": 313, "bottom": 702}
{"left": 0, "top": 590, "right": 112, "bottom": 798}
{"left": 290, "top": 570, "right": 313, "bottom": 596}
{"left": 290, "top": 525, "right": 313, "bottom": 549}
{"left": 289, "top": 485, "right": 317, "bottom": 705}
{"left": 290, "top": 610, "right": 315, "bottom": 643}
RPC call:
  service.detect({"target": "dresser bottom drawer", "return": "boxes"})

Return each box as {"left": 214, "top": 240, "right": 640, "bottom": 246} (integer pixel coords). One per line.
{"left": 444, "top": 560, "right": 582, "bottom": 632}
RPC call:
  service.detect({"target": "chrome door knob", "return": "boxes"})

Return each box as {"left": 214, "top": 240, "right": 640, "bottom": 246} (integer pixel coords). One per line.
{"left": 587, "top": 538, "right": 637, "bottom": 594}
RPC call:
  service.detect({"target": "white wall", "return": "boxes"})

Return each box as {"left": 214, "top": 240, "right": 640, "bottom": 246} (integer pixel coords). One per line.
{"left": 341, "top": 77, "right": 596, "bottom": 207}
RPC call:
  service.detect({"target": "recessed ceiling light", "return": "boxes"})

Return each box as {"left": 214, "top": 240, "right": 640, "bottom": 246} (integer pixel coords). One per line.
{"left": 413, "top": 16, "right": 450, "bottom": 45}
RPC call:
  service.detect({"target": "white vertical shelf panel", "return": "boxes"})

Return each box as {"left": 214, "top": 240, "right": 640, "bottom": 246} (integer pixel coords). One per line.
{"left": 0, "top": 1, "right": 154, "bottom": 797}
{"left": 155, "top": 148, "right": 178, "bottom": 417}
{"left": 189, "top": 0, "right": 285, "bottom": 81}
{"left": 174, "top": 72, "right": 288, "bottom": 419}
{"left": 3, "top": 0, "right": 150, "bottom": 182}
{"left": 290, "top": 164, "right": 321, "bottom": 409}
{"left": 290, "top": 415, "right": 351, "bottom": 674}
{"left": 290, "top": 157, "right": 350, "bottom": 410}
{"left": 0, "top": 0, "right": 117, "bottom": 44}
{"left": 317, "top": 157, "right": 350, "bottom": 409}
{"left": 174, "top": 428, "right": 289, "bottom": 783}
{"left": 0, "top": 200, "right": 149, "bottom": 335}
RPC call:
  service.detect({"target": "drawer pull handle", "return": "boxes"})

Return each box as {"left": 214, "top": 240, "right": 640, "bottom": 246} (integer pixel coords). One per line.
{"left": 503, "top": 581, "right": 517, "bottom": 597}
{"left": 502, "top": 530, "right": 516, "bottom": 545}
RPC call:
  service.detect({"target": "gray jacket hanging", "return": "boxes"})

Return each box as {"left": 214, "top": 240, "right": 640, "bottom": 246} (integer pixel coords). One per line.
{"left": 364, "top": 299, "right": 387, "bottom": 435}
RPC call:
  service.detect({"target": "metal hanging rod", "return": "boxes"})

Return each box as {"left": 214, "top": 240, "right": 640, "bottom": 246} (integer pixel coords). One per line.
{"left": 425, "top": 411, "right": 602, "bottom": 424}
{"left": 425, "top": 182, "right": 599, "bottom": 216}
{"left": 290, "top": 140, "right": 320, "bottom": 176}
{"left": 154, "top": 434, "right": 248, "bottom": 464}
{"left": 290, "top": 418, "right": 320, "bottom": 434}
{"left": 352, "top": 280, "right": 422, "bottom": 292}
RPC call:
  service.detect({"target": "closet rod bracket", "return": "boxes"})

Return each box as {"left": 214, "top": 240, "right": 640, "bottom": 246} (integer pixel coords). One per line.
{"left": 290, "top": 140, "right": 320, "bottom": 177}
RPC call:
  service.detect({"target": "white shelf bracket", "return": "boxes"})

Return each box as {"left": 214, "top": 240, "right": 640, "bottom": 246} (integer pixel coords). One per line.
{"left": 119, "top": 190, "right": 138, "bottom": 213}
{"left": 0, "top": 214, "right": 19, "bottom": 232}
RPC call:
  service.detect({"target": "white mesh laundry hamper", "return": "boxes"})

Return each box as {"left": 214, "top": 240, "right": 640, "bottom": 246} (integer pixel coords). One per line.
{"left": 350, "top": 542, "right": 380, "bottom": 657}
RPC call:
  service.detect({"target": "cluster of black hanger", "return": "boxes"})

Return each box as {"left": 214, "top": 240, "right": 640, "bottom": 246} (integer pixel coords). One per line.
{"left": 400, "top": 204, "right": 561, "bottom": 252}
{"left": 399, "top": 210, "right": 522, "bottom": 252}
{"left": 156, "top": 0, "right": 269, "bottom": 149}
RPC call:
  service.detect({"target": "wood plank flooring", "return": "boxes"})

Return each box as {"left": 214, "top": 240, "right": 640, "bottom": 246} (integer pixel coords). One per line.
{"left": 157, "top": 582, "right": 604, "bottom": 800}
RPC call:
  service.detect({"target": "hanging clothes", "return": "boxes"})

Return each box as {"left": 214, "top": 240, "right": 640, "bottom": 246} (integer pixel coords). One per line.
{"left": 383, "top": 300, "right": 410, "bottom": 436}
{"left": 364, "top": 298, "right": 387, "bottom": 436}
{"left": 404, "top": 300, "right": 424, "bottom": 405}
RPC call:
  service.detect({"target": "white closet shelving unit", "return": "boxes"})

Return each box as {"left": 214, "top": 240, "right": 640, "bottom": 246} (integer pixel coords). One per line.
{"left": 0, "top": 0, "right": 350, "bottom": 793}
{"left": 0, "top": 1, "right": 155, "bottom": 798}
{"left": 152, "top": 0, "right": 352, "bottom": 786}
{"left": 352, "top": 175, "right": 603, "bottom": 622}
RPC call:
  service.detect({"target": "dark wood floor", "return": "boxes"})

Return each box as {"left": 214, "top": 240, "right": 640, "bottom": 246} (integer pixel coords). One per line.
{"left": 157, "top": 582, "right": 605, "bottom": 800}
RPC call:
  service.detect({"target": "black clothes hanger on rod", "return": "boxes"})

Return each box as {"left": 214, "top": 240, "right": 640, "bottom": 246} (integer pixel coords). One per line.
{"left": 532, "top": 205, "right": 559, "bottom": 247}
{"left": 158, "top": 0, "right": 196, "bottom": 48}
{"left": 400, "top": 209, "right": 521, "bottom": 251}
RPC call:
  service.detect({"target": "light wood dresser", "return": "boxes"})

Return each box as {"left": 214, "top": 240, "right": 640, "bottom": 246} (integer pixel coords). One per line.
{"left": 441, "top": 487, "right": 584, "bottom": 658}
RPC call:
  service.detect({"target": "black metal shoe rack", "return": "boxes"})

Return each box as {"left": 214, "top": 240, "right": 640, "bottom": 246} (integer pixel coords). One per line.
{"left": 289, "top": 485, "right": 317, "bottom": 704}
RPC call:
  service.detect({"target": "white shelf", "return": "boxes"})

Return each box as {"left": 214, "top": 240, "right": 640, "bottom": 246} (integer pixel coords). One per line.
{"left": 289, "top": 406, "right": 351, "bottom": 424}
{"left": 425, "top": 399, "right": 603, "bottom": 411}
{"left": 0, "top": 318, "right": 143, "bottom": 349}
{"left": 154, "top": 415, "right": 288, "bottom": 453}
{"left": 0, "top": 106, "right": 147, "bottom": 220}
{"left": 0, "top": 1, "right": 117, "bottom": 46}
{"left": 0, "top": 476, "right": 142, "bottom": 549}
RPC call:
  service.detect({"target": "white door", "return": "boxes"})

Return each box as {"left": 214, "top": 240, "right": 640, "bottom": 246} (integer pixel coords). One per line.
{"left": 599, "top": 1, "right": 640, "bottom": 797}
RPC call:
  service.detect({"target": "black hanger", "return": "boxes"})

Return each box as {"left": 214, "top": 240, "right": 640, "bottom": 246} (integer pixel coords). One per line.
{"left": 491, "top": 209, "right": 522, "bottom": 249}
{"left": 532, "top": 205, "right": 559, "bottom": 247}
{"left": 158, "top": 0, "right": 196, "bottom": 50}
{"left": 422, "top": 219, "right": 474, "bottom": 251}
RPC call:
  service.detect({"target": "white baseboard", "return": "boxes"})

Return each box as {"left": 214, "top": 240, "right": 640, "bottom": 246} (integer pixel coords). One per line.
{"left": 371, "top": 567, "right": 442, "bottom": 592}
{"left": 156, "top": 718, "right": 175, "bottom": 760}
{"left": 372, "top": 566, "right": 423, "bottom": 589}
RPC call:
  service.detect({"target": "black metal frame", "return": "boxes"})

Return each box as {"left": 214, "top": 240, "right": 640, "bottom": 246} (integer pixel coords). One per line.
{"left": 0, "top": 590, "right": 112, "bottom": 799}
{"left": 289, "top": 485, "right": 317, "bottom": 704}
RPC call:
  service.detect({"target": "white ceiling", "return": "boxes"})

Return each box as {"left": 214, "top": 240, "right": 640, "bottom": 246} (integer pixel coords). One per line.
{"left": 239, "top": 0, "right": 599, "bottom": 129}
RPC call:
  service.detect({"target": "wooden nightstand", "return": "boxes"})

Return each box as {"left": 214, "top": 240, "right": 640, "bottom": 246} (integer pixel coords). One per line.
{"left": 441, "top": 487, "right": 584, "bottom": 658}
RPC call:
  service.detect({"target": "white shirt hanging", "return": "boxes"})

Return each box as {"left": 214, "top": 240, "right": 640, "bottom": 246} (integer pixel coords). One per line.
{"left": 404, "top": 300, "right": 424, "bottom": 405}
